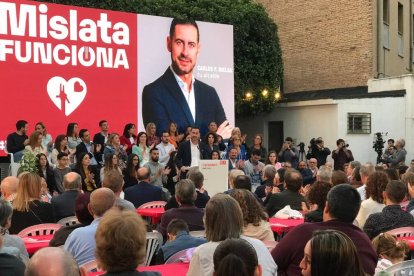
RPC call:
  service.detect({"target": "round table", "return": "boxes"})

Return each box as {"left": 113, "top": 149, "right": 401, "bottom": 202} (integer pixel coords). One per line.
{"left": 136, "top": 207, "right": 165, "bottom": 224}
{"left": 269, "top": 217, "right": 304, "bottom": 236}
{"left": 22, "top": 234, "right": 54, "bottom": 254}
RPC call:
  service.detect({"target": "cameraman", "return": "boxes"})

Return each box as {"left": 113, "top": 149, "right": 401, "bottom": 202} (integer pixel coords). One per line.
{"left": 278, "top": 137, "right": 298, "bottom": 169}
{"left": 332, "top": 138, "right": 354, "bottom": 171}
{"left": 306, "top": 137, "right": 331, "bottom": 167}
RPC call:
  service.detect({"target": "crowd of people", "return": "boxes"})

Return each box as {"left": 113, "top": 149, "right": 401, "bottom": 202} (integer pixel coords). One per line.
{"left": 1, "top": 118, "right": 414, "bottom": 275}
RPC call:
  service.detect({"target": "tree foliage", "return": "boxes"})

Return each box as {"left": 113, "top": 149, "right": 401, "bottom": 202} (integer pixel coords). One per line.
{"left": 42, "top": 0, "right": 283, "bottom": 116}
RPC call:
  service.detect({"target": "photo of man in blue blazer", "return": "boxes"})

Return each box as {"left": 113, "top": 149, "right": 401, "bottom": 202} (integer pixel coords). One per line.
{"left": 142, "top": 18, "right": 227, "bottom": 136}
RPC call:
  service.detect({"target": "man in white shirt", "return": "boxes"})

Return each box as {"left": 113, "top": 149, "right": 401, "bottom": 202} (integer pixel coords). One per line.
{"left": 156, "top": 131, "right": 175, "bottom": 165}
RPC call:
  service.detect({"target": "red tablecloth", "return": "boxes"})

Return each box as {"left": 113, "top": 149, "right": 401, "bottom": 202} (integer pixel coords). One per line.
{"left": 269, "top": 218, "right": 304, "bottom": 236}
{"left": 22, "top": 234, "right": 54, "bottom": 254}
{"left": 136, "top": 207, "right": 165, "bottom": 224}
{"left": 398, "top": 236, "right": 414, "bottom": 250}
{"left": 89, "top": 263, "right": 189, "bottom": 276}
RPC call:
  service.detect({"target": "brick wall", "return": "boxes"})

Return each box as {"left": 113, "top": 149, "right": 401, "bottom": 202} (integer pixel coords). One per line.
{"left": 257, "top": 0, "right": 374, "bottom": 93}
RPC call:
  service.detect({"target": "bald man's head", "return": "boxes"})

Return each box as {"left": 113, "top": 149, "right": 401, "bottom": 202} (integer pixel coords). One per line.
{"left": 89, "top": 188, "right": 115, "bottom": 217}
{"left": 25, "top": 247, "right": 83, "bottom": 276}
{"left": 1, "top": 176, "right": 18, "bottom": 199}
{"left": 63, "top": 172, "right": 82, "bottom": 190}
{"left": 137, "top": 167, "right": 150, "bottom": 181}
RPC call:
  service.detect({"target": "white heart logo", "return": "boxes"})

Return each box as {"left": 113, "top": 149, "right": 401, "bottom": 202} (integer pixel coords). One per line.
{"left": 47, "top": 77, "right": 87, "bottom": 116}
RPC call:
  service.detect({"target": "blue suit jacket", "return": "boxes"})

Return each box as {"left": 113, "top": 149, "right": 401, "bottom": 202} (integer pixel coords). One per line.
{"left": 124, "top": 181, "right": 163, "bottom": 208}
{"left": 142, "top": 68, "right": 227, "bottom": 136}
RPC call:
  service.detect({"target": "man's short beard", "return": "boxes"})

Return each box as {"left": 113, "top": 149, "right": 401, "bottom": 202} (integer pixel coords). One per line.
{"left": 171, "top": 57, "right": 194, "bottom": 76}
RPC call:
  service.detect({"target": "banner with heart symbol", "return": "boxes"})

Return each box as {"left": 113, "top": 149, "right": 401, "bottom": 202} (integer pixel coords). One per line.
{"left": 47, "top": 77, "right": 87, "bottom": 116}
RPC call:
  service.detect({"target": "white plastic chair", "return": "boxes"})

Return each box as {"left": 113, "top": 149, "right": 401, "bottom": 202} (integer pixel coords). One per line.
{"left": 144, "top": 231, "right": 163, "bottom": 266}
{"left": 381, "top": 259, "right": 414, "bottom": 275}
{"left": 138, "top": 201, "right": 167, "bottom": 209}
{"left": 164, "top": 248, "right": 194, "bottom": 264}
{"left": 386, "top": 227, "right": 414, "bottom": 238}
{"left": 57, "top": 216, "right": 79, "bottom": 227}
{"left": 4, "top": 149, "right": 20, "bottom": 177}
{"left": 18, "top": 223, "right": 62, "bottom": 237}
{"left": 189, "top": 230, "right": 206, "bottom": 238}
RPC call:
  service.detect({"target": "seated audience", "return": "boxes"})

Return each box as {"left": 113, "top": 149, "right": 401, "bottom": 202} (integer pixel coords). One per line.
{"left": 124, "top": 167, "right": 163, "bottom": 208}
{"left": 214, "top": 238, "right": 261, "bottom": 276}
{"left": 316, "top": 165, "right": 332, "bottom": 183}
{"left": 355, "top": 171, "right": 388, "bottom": 228}
{"left": 297, "top": 161, "right": 314, "bottom": 185}
{"left": 53, "top": 152, "right": 72, "bottom": 194}
{"left": 49, "top": 193, "right": 94, "bottom": 247}
{"left": 24, "top": 131, "right": 47, "bottom": 156}
{"left": 158, "top": 179, "right": 205, "bottom": 238}
{"left": 132, "top": 132, "right": 151, "bottom": 167}
{"left": 103, "top": 133, "right": 128, "bottom": 170}
{"left": 0, "top": 176, "right": 18, "bottom": 203}
{"left": 102, "top": 171, "right": 135, "bottom": 211}
{"left": 385, "top": 167, "right": 399, "bottom": 181}
{"left": 164, "top": 151, "right": 179, "bottom": 196}
{"left": 6, "top": 120, "right": 29, "bottom": 162}
{"left": 157, "top": 219, "right": 207, "bottom": 263}
{"left": 66, "top": 122, "right": 82, "bottom": 150}
{"left": 242, "top": 149, "right": 265, "bottom": 189}
{"left": 364, "top": 180, "right": 414, "bottom": 239}
{"left": 122, "top": 154, "right": 140, "bottom": 190}
{"left": 36, "top": 153, "right": 57, "bottom": 196}
{"left": 187, "top": 194, "right": 277, "bottom": 276}
{"left": 303, "top": 181, "right": 332, "bottom": 223}
{"left": 165, "top": 167, "right": 210, "bottom": 209}
{"left": 64, "top": 188, "right": 115, "bottom": 266}
{"left": 372, "top": 233, "right": 410, "bottom": 273}
{"left": 265, "top": 169, "right": 306, "bottom": 217}
{"left": 227, "top": 169, "right": 245, "bottom": 192}
{"left": 255, "top": 165, "right": 276, "bottom": 200}
{"left": 0, "top": 232, "right": 25, "bottom": 275}
{"left": 229, "top": 189, "right": 274, "bottom": 242}
{"left": 120, "top": 123, "right": 137, "bottom": 155}
{"left": 51, "top": 172, "right": 82, "bottom": 222}
{"left": 95, "top": 208, "right": 161, "bottom": 276}
{"left": 300, "top": 230, "right": 366, "bottom": 276}
{"left": 272, "top": 184, "right": 377, "bottom": 275}
{"left": 331, "top": 170, "right": 348, "bottom": 186}
{"left": 50, "top": 134, "right": 73, "bottom": 166}
{"left": 100, "top": 153, "right": 123, "bottom": 182}
{"left": 351, "top": 166, "right": 363, "bottom": 188}
{"left": 9, "top": 173, "right": 53, "bottom": 234}
{"left": 347, "top": 160, "right": 361, "bottom": 183}
{"left": 357, "top": 163, "right": 375, "bottom": 201}
{"left": 73, "top": 152, "right": 100, "bottom": 192}
{"left": 0, "top": 199, "right": 29, "bottom": 262}
{"left": 25, "top": 247, "right": 85, "bottom": 276}
{"left": 403, "top": 172, "right": 414, "bottom": 213}
{"left": 249, "top": 134, "right": 267, "bottom": 163}
{"left": 146, "top": 122, "right": 160, "bottom": 148}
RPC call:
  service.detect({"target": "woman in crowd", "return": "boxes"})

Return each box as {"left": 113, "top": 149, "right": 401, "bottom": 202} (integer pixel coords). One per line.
{"left": 9, "top": 173, "right": 54, "bottom": 234}
{"left": 403, "top": 172, "right": 414, "bottom": 213}
{"left": 372, "top": 233, "right": 410, "bottom": 273}
{"left": 95, "top": 208, "right": 161, "bottom": 276}
{"left": 385, "top": 168, "right": 399, "bottom": 181}
{"left": 213, "top": 238, "right": 261, "bottom": 276}
{"left": 226, "top": 134, "right": 248, "bottom": 161}
{"left": 36, "top": 153, "right": 57, "bottom": 195}
{"left": 132, "top": 132, "right": 151, "bottom": 167}
{"left": 299, "top": 230, "right": 366, "bottom": 276}
{"left": 66, "top": 123, "right": 81, "bottom": 150}
{"left": 120, "top": 123, "right": 137, "bottom": 155}
{"left": 210, "top": 150, "right": 221, "bottom": 160}
{"left": 49, "top": 193, "right": 94, "bottom": 247}
{"left": 229, "top": 189, "right": 274, "bottom": 242}
{"left": 0, "top": 199, "right": 29, "bottom": 263}
{"left": 350, "top": 166, "right": 362, "bottom": 189}
{"left": 204, "top": 132, "right": 220, "bottom": 154}
{"left": 34, "top": 122, "right": 53, "bottom": 153}
{"left": 146, "top": 122, "right": 160, "bottom": 148}
{"left": 265, "top": 150, "right": 282, "bottom": 171}
{"left": 168, "top": 122, "right": 183, "bottom": 149}
{"left": 164, "top": 151, "right": 179, "bottom": 195}
{"left": 303, "top": 181, "right": 332, "bottom": 223}
{"left": 250, "top": 134, "right": 267, "bottom": 163}
{"left": 355, "top": 171, "right": 388, "bottom": 228}
{"left": 104, "top": 133, "right": 128, "bottom": 171}
{"left": 122, "top": 154, "right": 140, "bottom": 190}
{"left": 50, "top": 134, "right": 74, "bottom": 165}
{"left": 100, "top": 153, "right": 123, "bottom": 182}
{"left": 187, "top": 194, "right": 277, "bottom": 276}
{"left": 73, "top": 152, "right": 100, "bottom": 192}
{"left": 25, "top": 131, "right": 47, "bottom": 156}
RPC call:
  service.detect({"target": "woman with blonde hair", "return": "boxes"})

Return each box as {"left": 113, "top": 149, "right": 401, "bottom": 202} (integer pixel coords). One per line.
{"left": 229, "top": 189, "right": 274, "bottom": 242}
{"left": 9, "top": 173, "right": 53, "bottom": 234}
{"left": 103, "top": 133, "right": 128, "bottom": 170}
{"left": 372, "top": 233, "right": 410, "bottom": 273}
{"left": 34, "top": 122, "right": 53, "bottom": 153}
{"left": 146, "top": 122, "right": 160, "bottom": 148}
{"left": 25, "top": 131, "right": 47, "bottom": 156}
